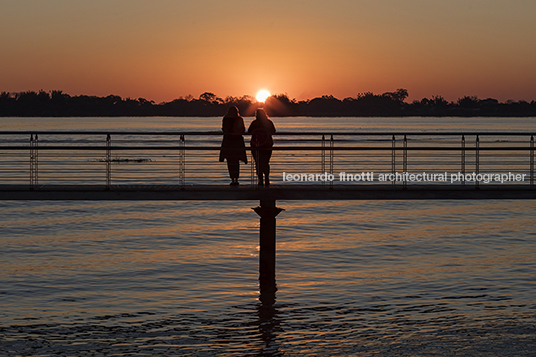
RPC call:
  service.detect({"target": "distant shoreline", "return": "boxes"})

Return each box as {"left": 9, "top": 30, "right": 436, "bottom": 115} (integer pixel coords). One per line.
{"left": 2, "top": 90, "right": 536, "bottom": 117}
{"left": 2, "top": 115, "right": 536, "bottom": 118}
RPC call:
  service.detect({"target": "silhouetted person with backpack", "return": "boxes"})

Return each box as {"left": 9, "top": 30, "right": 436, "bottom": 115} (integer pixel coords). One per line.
{"left": 248, "top": 108, "right": 276, "bottom": 187}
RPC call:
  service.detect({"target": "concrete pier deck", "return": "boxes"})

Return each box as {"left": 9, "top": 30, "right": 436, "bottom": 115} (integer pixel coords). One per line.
{"left": 1, "top": 184, "right": 535, "bottom": 200}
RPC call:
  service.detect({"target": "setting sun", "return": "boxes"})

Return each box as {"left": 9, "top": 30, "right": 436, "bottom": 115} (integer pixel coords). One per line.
{"left": 256, "top": 90, "right": 271, "bottom": 103}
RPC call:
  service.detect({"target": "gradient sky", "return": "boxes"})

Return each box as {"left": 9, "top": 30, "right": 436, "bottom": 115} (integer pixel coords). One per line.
{"left": 1, "top": 0, "right": 536, "bottom": 102}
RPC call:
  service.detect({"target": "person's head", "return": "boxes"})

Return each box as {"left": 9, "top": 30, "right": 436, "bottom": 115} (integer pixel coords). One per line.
{"left": 226, "top": 106, "right": 239, "bottom": 117}
{"left": 255, "top": 108, "right": 268, "bottom": 121}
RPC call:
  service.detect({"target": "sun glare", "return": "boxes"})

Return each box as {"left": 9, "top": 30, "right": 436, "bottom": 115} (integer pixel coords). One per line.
{"left": 256, "top": 90, "right": 271, "bottom": 103}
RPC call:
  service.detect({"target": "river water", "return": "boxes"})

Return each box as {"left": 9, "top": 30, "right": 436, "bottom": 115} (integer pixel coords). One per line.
{"left": 1, "top": 117, "right": 535, "bottom": 356}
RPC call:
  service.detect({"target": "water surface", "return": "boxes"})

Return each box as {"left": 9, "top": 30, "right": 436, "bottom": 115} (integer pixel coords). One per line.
{"left": 1, "top": 117, "right": 535, "bottom": 356}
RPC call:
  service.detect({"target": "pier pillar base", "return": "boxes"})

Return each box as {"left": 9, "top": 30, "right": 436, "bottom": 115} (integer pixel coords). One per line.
{"left": 253, "top": 199, "right": 284, "bottom": 305}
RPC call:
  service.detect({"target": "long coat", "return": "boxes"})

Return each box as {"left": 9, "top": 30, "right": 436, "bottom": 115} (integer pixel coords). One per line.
{"left": 219, "top": 115, "right": 248, "bottom": 163}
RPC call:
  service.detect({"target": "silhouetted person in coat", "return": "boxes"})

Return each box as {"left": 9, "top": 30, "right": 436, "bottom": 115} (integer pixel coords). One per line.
{"left": 248, "top": 108, "right": 276, "bottom": 187}
{"left": 219, "top": 106, "right": 247, "bottom": 185}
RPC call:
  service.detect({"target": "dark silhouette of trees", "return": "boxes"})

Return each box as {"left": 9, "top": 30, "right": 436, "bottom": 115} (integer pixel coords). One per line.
{"left": 383, "top": 88, "right": 409, "bottom": 102}
{"left": 1, "top": 88, "right": 536, "bottom": 117}
{"left": 265, "top": 94, "right": 298, "bottom": 116}
{"left": 411, "top": 95, "right": 450, "bottom": 116}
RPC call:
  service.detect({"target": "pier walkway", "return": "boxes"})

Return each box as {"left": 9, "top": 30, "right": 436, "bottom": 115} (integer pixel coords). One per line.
{"left": 1, "top": 130, "right": 535, "bottom": 200}
{"left": 1, "top": 183, "right": 536, "bottom": 200}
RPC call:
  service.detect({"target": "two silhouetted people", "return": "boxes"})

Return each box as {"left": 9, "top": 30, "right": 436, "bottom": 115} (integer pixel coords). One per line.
{"left": 220, "top": 107, "right": 276, "bottom": 186}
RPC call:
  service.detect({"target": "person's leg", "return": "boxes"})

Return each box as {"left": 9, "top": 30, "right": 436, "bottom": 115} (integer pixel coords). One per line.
{"left": 260, "top": 150, "right": 272, "bottom": 186}
{"left": 257, "top": 162, "right": 263, "bottom": 186}
{"left": 227, "top": 159, "right": 239, "bottom": 183}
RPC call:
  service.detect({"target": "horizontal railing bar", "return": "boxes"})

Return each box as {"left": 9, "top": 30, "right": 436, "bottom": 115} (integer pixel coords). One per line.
{"left": 3, "top": 131, "right": 534, "bottom": 194}
{"left": 0, "top": 131, "right": 535, "bottom": 136}
{"left": 0, "top": 146, "right": 534, "bottom": 151}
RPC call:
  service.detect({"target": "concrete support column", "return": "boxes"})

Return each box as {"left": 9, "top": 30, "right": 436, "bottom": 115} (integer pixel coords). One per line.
{"left": 253, "top": 199, "right": 283, "bottom": 305}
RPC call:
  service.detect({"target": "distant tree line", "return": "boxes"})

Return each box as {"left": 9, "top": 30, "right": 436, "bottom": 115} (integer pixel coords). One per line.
{"left": 1, "top": 89, "right": 536, "bottom": 117}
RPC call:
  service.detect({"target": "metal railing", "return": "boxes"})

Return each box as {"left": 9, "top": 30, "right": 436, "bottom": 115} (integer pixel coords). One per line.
{"left": 0, "top": 131, "right": 535, "bottom": 189}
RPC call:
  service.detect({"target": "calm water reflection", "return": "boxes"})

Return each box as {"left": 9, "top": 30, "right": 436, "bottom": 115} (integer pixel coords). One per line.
{"left": 1, "top": 117, "right": 536, "bottom": 355}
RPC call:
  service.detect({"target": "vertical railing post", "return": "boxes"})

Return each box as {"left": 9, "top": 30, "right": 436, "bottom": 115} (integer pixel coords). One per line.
{"left": 30, "top": 134, "right": 33, "bottom": 189}
{"left": 530, "top": 135, "right": 534, "bottom": 186}
{"left": 29, "top": 134, "right": 39, "bottom": 190}
{"left": 248, "top": 132, "right": 256, "bottom": 186}
{"left": 329, "top": 135, "right": 334, "bottom": 189}
{"left": 179, "top": 134, "right": 185, "bottom": 189}
{"left": 475, "top": 135, "right": 480, "bottom": 189}
{"left": 250, "top": 151, "right": 255, "bottom": 186}
{"left": 321, "top": 135, "right": 326, "bottom": 186}
{"left": 403, "top": 135, "right": 408, "bottom": 189}
{"left": 35, "top": 135, "right": 39, "bottom": 188}
{"left": 391, "top": 135, "right": 396, "bottom": 185}
{"left": 30, "top": 134, "right": 35, "bottom": 190}
{"left": 106, "top": 134, "right": 111, "bottom": 190}
{"left": 461, "top": 135, "right": 466, "bottom": 185}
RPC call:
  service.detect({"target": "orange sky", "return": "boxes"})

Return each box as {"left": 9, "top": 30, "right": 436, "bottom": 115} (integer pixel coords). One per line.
{"left": 1, "top": 0, "right": 536, "bottom": 103}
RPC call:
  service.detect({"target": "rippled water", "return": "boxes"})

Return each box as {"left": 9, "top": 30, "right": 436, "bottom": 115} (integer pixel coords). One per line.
{"left": 1, "top": 117, "right": 536, "bottom": 356}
